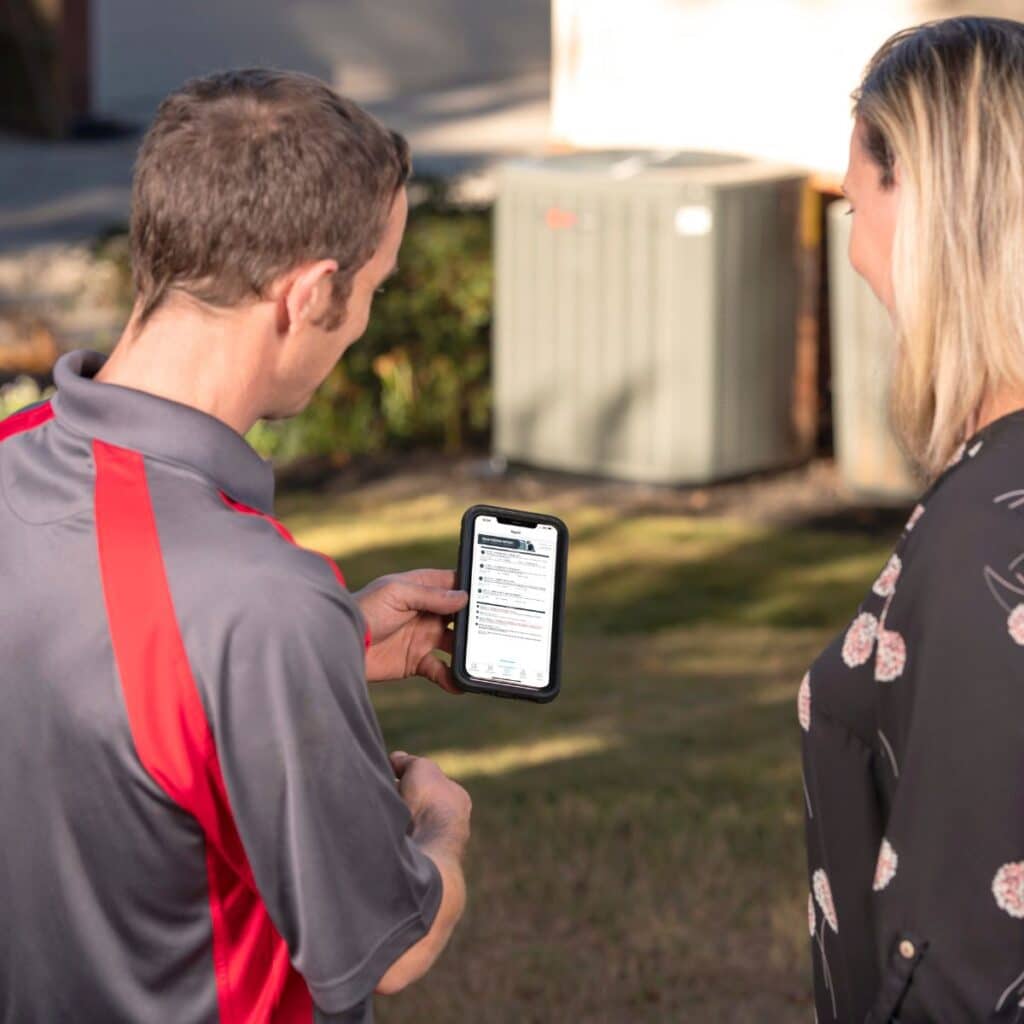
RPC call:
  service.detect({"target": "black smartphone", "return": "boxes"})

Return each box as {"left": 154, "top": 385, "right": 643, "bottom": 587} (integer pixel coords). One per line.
{"left": 452, "top": 504, "right": 569, "bottom": 702}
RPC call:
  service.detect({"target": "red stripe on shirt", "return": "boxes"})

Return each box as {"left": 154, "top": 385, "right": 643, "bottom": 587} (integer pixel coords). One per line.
{"left": 0, "top": 400, "right": 54, "bottom": 442}
{"left": 219, "top": 491, "right": 372, "bottom": 649}
{"left": 93, "top": 441, "right": 312, "bottom": 1024}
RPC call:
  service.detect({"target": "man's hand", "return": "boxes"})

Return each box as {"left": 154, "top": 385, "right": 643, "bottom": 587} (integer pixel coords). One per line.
{"left": 390, "top": 751, "right": 472, "bottom": 857}
{"left": 375, "top": 751, "right": 471, "bottom": 996}
{"left": 354, "top": 569, "right": 468, "bottom": 692}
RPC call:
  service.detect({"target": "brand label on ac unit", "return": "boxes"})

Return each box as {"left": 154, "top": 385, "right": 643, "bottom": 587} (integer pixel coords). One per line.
{"left": 674, "top": 206, "right": 713, "bottom": 237}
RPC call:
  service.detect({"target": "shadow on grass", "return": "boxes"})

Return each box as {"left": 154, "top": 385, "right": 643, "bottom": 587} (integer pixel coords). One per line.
{"left": 322, "top": 521, "right": 897, "bottom": 636}
{"left": 567, "top": 528, "right": 895, "bottom": 633}
{"left": 274, "top": 499, "right": 891, "bottom": 1020}
{"left": 373, "top": 626, "right": 821, "bottom": 1024}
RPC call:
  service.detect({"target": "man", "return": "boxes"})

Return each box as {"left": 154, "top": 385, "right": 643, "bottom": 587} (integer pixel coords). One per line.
{"left": 0, "top": 69, "right": 471, "bottom": 1023}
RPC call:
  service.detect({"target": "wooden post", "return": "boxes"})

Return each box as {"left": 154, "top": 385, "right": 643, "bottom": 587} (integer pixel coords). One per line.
{"left": 61, "top": 0, "right": 89, "bottom": 123}
{"left": 0, "top": 0, "right": 90, "bottom": 137}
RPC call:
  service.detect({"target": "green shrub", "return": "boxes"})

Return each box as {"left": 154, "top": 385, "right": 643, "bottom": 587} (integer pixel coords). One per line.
{"left": 0, "top": 377, "right": 52, "bottom": 420}
{"left": 85, "top": 186, "right": 493, "bottom": 463}
{"left": 248, "top": 190, "right": 493, "bottom": 462}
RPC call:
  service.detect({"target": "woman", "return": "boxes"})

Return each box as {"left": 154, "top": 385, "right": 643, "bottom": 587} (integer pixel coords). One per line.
{"left": 803, "top": 16, "right": 1024, "bottom": 1023}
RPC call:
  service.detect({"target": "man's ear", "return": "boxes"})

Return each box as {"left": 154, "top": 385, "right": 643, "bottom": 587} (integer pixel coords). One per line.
{"left": 276, "top": 259, "right": 338, "bottom": 334}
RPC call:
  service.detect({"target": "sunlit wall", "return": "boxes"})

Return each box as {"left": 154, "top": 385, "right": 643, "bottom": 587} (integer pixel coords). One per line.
{"left": 551, "top": 0, "right": 1024, "bottom": 176}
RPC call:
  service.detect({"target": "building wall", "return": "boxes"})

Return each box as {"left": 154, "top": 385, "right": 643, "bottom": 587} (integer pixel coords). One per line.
{"left": 92, "top": 0, "right": 551, "bottom": 120}
{"left": 552, "top": 0, "right": 1024, "bottom": 175}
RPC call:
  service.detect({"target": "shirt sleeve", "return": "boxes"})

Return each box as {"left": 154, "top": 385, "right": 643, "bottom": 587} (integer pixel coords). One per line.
{"left": 200, "top": 563, "right": 442, "bottom": 1015}
{"left": 864, "top": 514, "right": 1024, "bottom": 1022}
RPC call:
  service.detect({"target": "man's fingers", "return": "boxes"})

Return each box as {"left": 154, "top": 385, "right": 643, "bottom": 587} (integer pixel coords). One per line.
{"left": 418, "top": 652, "right": 463, "bottom": 695}
{"left": 402, "top": 569, "right": 458, "bottom": 591}
{"left": 434, "top": 666, "right": 464, "bottom": 695}
{"left": 397, "top": 581, "right": 468, "bottom": 616}
{"left": 390, "top": 751, "right": 417, "bottom": 776}
{"left": 413, "top": 617, "right": 454, "bottom": 659}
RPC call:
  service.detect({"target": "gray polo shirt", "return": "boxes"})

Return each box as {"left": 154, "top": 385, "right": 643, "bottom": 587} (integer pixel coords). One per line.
{"left": 0, "top": 350, "right": 441, "bottom": 1023}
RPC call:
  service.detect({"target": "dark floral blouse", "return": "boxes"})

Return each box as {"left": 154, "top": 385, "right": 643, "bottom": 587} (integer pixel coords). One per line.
{"left": 802, "top": 412, "right": 1024, "bottom": 1023}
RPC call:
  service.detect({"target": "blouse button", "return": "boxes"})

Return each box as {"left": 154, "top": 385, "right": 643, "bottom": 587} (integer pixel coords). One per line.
{"left": 899, "top": 939, "right": 916, "bottom": 960}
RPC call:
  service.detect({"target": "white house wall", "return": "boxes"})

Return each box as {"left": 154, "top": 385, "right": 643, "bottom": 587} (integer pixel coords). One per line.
{"left": 552, "top": 0, "right": 1024, "bottom": 175}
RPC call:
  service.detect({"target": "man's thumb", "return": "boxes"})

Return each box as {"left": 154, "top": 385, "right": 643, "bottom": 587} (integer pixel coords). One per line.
{"left": 404, "top": 584, "right": 468, "bottom": 615}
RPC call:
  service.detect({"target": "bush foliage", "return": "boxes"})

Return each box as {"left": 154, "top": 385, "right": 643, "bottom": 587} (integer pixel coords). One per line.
{"left": 249, "top": 190, "right": 493, "bottom": 462}
{"left": 0, "top": 377, "right": 52, "bottom": 420}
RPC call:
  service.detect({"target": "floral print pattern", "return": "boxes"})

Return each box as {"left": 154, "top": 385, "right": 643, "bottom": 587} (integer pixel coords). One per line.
{"left": 872, "top": 554, "right": 902, "bottom": 598}
{"left": 840, "top": 550, "right": 909, "bottom": 682}
{"left": 982, "top": 551, "right": 1024, "bottom": 648}
{"left": 798, "top": 673, "right": 811, "bottom": 732}
{"left": 813, "top": 868, "right": 838, "bottom": 933}
{"left": 874, "top": 629, "right": 907, "bottom": 682}
{"left": 802, "top": 421, "right": 1024, "bottom": 1020}
{"left": 993, "top": 862, "right": 1024, "bottom": 919}
{"left": 873, "top": 839, "right": 898, "bottom": 891}
{"left": 842, "top": 613, "right": 878, "bottom": 668}
{"left": 841, "top": 607, "right": 907, "bottom": 681}
{"left": 1008, "top": 605, "right": 1024, "bottom": 646}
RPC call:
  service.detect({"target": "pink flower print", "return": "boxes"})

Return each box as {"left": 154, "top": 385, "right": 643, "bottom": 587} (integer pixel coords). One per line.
{"left": 994, "top": 863, "right": 1024, "bottom": 918}
{"left": 1008, "top": 605, "right": 1024, "bottom": 646}
{"left": 872, "top": 554, "right": 902, "bottom": 597}
{"left": 842, "top": 612, "right": 879, "bottom": 668}
{"left": 813, "top": 868, "right": 838, "bottom": 933}
{"left": 808, "top": 892, "right": 816, "bottom": 936}
{"left": 875, "top": 629, "right": 907, "bottom": 682}
{"left": 798, "top": 673, "right": 811, "bottom": 731}
{"left": 873, "top": 839, "right": 898, "bottom": 891}
{"left": 946, "top": 442, "right": 966, "bottom": 470}
{"left": 905, "top": 504, "right": 925, "bottom": 532}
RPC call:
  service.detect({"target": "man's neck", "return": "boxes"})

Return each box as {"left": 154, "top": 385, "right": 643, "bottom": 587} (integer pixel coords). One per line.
{"left": 97, "top": 304, "right": 270, "bottom": 436}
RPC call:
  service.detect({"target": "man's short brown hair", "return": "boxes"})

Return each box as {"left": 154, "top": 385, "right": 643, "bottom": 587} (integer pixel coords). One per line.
{"left": 130, "top": 68, "right": 411, "bottom": 327}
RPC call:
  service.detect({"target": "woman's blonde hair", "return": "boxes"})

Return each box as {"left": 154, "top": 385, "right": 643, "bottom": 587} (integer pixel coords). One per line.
{"left": 854, "top": 17, "right": 1024, "bottom": 477}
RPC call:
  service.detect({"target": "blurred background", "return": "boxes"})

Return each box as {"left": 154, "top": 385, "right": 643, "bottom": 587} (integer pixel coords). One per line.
{"left": 1, "top": 1, "right": 1018, "bottom": 1021}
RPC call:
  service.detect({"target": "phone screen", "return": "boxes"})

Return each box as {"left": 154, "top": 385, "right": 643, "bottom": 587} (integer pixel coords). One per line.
{"left": 464, "top": 514, "right": 559, "bottom": 688}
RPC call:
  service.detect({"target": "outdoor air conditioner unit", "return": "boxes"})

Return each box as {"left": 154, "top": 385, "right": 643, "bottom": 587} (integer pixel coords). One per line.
{"left": 493, "top": 150, "right": 807, "bottom": 484}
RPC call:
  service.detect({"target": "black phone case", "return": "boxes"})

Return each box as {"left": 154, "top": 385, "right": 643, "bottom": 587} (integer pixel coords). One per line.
{"left": 453, "top": 503, "right": 568, "bottom": 702}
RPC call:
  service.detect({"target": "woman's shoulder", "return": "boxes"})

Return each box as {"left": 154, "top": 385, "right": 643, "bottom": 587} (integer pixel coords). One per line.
{"left": 897, "top": 424, "right": 1024, "bottom": 627}
{"left": 907, "top": 425, "right": 1024, "bottom": 543}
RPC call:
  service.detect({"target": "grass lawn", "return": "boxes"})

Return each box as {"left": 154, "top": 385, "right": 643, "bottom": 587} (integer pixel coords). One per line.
{"left": 278, "top": 485, "right": 901, "bottom": 1023}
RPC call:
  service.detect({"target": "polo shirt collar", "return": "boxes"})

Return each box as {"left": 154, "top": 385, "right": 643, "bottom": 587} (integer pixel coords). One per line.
{"left": 52, "top": 349, "right": 275, "bottom": 514}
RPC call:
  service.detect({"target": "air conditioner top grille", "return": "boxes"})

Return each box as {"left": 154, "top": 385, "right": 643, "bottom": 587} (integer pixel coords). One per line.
{"left": 503, "top": 149, "right": 805, "bottom": 186}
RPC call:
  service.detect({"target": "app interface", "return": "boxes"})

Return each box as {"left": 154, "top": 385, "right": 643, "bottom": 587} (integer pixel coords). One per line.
{"left": 465, "top": 515, "right": 558, "bottom": 688}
